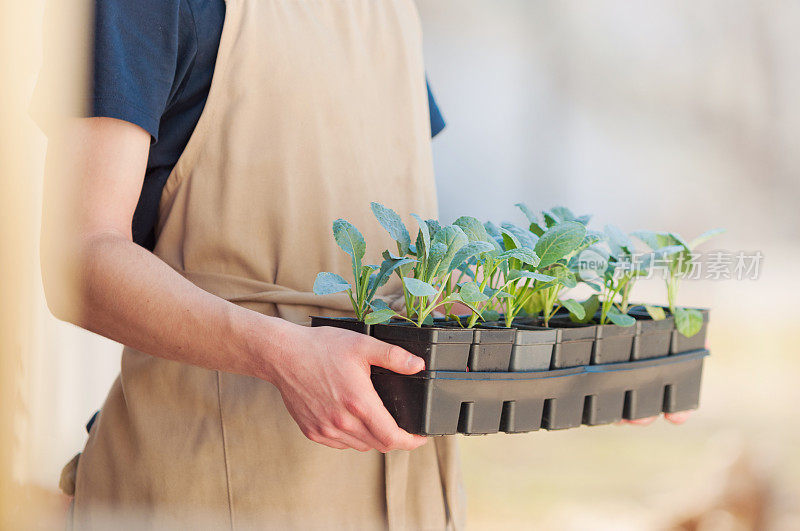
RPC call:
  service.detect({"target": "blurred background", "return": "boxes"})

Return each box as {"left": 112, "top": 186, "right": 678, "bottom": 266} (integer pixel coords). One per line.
{"left": 3, "top": 0, "right": 799, "bottom": 528}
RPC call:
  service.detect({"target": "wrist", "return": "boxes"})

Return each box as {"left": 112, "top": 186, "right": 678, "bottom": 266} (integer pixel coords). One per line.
{"left": 231, "top": 307, "right": 304, "bottom": 383}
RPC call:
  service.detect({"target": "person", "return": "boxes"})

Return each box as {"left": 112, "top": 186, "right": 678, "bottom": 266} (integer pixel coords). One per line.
{"left": 39, "top": 0, "right": 689, "bottom": 528}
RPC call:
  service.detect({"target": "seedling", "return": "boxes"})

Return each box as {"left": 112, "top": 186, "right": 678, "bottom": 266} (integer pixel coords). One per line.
{"left": 312, "top": 219, "right": 413, "bottom": 322}
{"left": 451, "top": 219, "right": 543, "bottom": 328}
{"left": 570, "top": 224, "right": 645, "bottom": 327}
{"left": 515, "top": 227, "right": 590, "bottom": 327}
{"left": 633, "top": 228, "right": 725, "bottom": 337}
{"left": 369, "top": 205, "right": 493, "bottom": 327}
{"left": 514, "top": 204, "right": 601, "bottom": 327}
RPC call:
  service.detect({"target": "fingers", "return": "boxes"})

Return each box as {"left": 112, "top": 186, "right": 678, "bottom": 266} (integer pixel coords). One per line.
{"left": 327, "top": 410, "right": 385, "bottom": 452}
{"left": 304, "top": 430, "right": 350, "bottom": 450}
{"left": 665, "top": 411, "right": 691, "bottom": 424}
{"left": 364, "top": 338, "right": 425, "bottom": 375}
{"left": 309, "top": 401, "right": 427, "bottom": 453}
{"left": 618, "top": 411, "right": 693, "bottom": 426}
{"left": 624, "top": 416, "right": 657, "bottom": 426}
{"left": 345, "top": 388, "right": 428, "bottom": 452}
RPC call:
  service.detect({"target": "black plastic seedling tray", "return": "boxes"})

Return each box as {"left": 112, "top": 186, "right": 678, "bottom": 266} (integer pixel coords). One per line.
{"left": 628, "top": 306, "right": 709, "bottom": 358}
{"left": 310, "top": 316, "right": 370, "bottom": 335}
{"left": 371, "top": 322, "right": 474, "bottom": 371}
{"left": 593, "top": 323, "right": 636, "bottom": 364}
{"left": 671, "top": 309, "right": 710, "bottom": 354}
{"left": 312, "top": 313, "right": 710, "bottom": 436}
{"left": 509, "top": 326, "right": 557, "bottom": 371}
{"left": 632, "top": 314, "right": 674, "bottom": 360}
{"left": 468, "top": 327, "right": 515, "bottom": 371}
{"left": 432, "top": 320, "right": 515, "bottom": 371}
{"left": 544, "top": 320, "right": 597, "bottom": 368}
{"left": 371, "top": 350, "right": 708, "bottom": 435}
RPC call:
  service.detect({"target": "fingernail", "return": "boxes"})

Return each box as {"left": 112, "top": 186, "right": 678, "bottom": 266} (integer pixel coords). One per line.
{"left": 407, "top": 355, "right": 424, "bottom": 372}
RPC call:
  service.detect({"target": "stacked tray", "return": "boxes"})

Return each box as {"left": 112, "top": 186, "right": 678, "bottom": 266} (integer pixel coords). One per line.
{"left": 311, "top": 310, "right": 709, "bottom": 435}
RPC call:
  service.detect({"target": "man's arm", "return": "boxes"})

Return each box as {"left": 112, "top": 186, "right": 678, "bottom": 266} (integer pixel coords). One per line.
{"left": 41, "top": 117, "right": 427, "bottom": 452}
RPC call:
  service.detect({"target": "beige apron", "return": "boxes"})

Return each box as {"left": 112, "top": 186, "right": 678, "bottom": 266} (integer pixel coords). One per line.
{"left": 68, "top": 0, "right": 465, "bottom": 529}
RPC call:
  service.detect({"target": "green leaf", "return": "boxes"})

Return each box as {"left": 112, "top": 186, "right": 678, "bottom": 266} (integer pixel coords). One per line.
{"left": 607, "top": 308, "right": 636, "bottom": 327}
{"left": 560, "top": 272, "right": 578, "bottom": 289}
{"left": 411, "top": 213, "right": 430, "bottom": 260}
{"left": 484, "top": 221, "right": 503, "bottom": 240}
{"left": 560, "top": 298, "right": 585, "bottom": 320}
{"left": 637, "top": 245, "right": 685, "bottom": 272}
{"left": 482, "top": 309, "right": 501, "bottom": 322}
{"left": 497, "top": 248, "right": 540, "bottom": 267}
{"left": 458, "top": 281, "right": 489, "bottom": 304}
{"left": 431, "top": 225, "right": 469, "bottom": 276}
{"left": 446, "top": 292, "right": 485, "bottom": 317}
{"left": 543, "top": 211, "right": 559, "bottom": 228}
{"left": 370, "top": 299, "right": 391, "bottom": 311}
{"left": 571, "top": 295, "right": 599, "bottom": 324}
{"left": 369, "top": 256, "right": 417, "bottom": 297}
{"left": 575, "top": 247, "right": 608, "bottom": 282}
{"left": 668, "top": 232, "right": 692, "bottom": 252}
{"left": 484, "top": 287, "right": 513, "bottom": 299}
{"left": 370, "top": 202, "right": 411, "bottom": 255}
{"left": 604, "top": 224, "right": 632, "bottom": 256}
{"left": 402, "top": 277, "right": 438, "bottom": 297}
{"left": 312, "top": 272, "right": 351, "bottom": 295}
{"left": 449, "top": 241, "right": 495, "bottom": 273}
{"left": 675, "top": 308, "right": 704, "bottom": 338}
{"left": 515, "top": 202, "right": 538, "bottom": 224}
{"left": 529, "top": 223, "right": 545, "bottom": 237}
{"left": 632, "top": 230, "right": 678, "bottom": 252}
{"left": 523, "top": 293, "right": 545, "bottom": 316}
{"left": 585, "top": 281, "right": 603, "bottom": 292}
{"left": 482, "top": 222, "right": 505, "bottom": 253}
{"left": 425, "top": 242, "right": 448, "bottom": 280}
{"left": 454, "top": 216, "right": 490, "bottom": 243}
{"left": 500, "top": 228, "right": 520, "bottom": 251}
{"left": 426, "top": 219, "right": 442, "bottom": 239}
{"left": 456, "top": 262, "right": 477, "bottom": 280}
{"left": 333, "top": 219, "right": 366, "bottom": 264}
{"left": 501, "top": 222, "right": 538, "bottom": 249}
{"left": 573, "top": 231, "right": 604, "bottom": 256}
{"left": 689, "top": 228, "right": 726, "bottom": 250}
{"left": 645, "top": 305, "right": 666, "bottom": 321}
{"left": 507, "top": 270, "right": 556, "bottom": 282}
{"left": 365, "top": 309, "right": 396, "bottom": 325}
{"left": 535, "top": 221, "right": 587, "bottom": 268}
{"left": 550, "top": 206, "right": 576, "bottom": 222}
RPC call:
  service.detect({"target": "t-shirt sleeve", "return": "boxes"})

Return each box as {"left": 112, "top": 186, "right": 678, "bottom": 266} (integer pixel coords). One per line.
{"left": 90, "top": 0, "right": 181, "bottom": 140}
{"left": 426, "top": 79, "right": 446, "bottom": 138}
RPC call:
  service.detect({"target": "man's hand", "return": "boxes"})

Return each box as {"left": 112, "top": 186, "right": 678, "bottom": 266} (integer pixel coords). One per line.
{"left": 265, "top": 323, "right": 428, "bottom": 452}
{"left": 620, "top": 411, "right": 692, "bottom": 426}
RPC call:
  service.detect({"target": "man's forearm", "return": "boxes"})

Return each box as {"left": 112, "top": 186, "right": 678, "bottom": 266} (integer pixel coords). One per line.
{"left": 68, "top": 230, "right": 291, "bottom": 381}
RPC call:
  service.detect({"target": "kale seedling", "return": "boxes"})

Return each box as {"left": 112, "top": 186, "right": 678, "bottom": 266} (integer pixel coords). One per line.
{"left": 514, "top": 204, "right": 601, "bottom": 327}
{"left": 633, "top": 228, "right": 725, "bottom": 337}
{"left": 569, "top": 224, "right": 651, "bottom": 327}
{"left": 448, "top": 218, "right": 542, "bottom": 328}
{"left": 312, "top": 219, "right": 413, "bottom": 322}
{"left": 369, "top": 205, "right": 493, "bottom": 327}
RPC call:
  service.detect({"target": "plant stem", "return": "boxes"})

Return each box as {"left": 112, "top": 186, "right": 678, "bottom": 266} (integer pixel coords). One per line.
{"left": 346, "top": 289, "right": 361, "bottom": 321}
{"left": 619, "top": 276, "right": 632, "bottom": 313}
{"left": 666, "top": 272, "right": 678, "bottom": 314}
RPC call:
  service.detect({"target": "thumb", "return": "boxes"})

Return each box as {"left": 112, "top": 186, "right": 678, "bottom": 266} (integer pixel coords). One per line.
{"left": 367, "top": 340, "right": 425, "bottom": 374}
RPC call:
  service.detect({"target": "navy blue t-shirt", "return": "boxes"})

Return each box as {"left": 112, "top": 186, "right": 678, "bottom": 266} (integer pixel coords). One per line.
{"left": 91, "top": 0, "right": 446, "bottom": 250}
